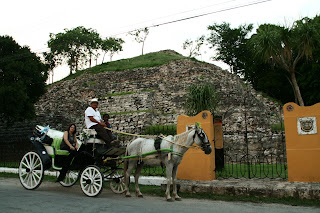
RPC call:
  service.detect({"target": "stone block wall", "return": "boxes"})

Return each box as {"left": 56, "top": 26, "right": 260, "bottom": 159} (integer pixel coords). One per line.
{"left": 0, "top": 52, "right": 285, "bottom": 160}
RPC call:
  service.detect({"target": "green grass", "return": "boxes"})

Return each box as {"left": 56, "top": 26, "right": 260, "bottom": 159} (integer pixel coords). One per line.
{"left": 0, "top": 162, "right": 19, "bottom": 168}
{"left": 217, "top": 163, "right": 287, "bottom": 179}
{"left": 59, "top": 51, "right": 186, "bottom": 82}
{"left": 136, "top": 184, "right": 320, "bottom": 207}
{"left": 143, "top": 124, "right": 177, "bottom": 136}
{"left": 1, "top": 161, "right": 287, "bottom": 179}
{"left": 102, "top": 89, "right": 154, "bottom": 98}
{"left": 103, "top": 91, "right": 136, "bottom": 97}
{"left": 271, "top": 123, "right": 285, "bottom": 131}
{"left": 103, "top": 110, "right": 151, "bottom": 116}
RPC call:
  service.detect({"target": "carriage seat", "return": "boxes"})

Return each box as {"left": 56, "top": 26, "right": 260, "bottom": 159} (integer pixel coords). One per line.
{"left": 83, "top": 129, "right": 97, "bottom": 137}
{"left": 51, "top": 138, "right": 69, "bottom": 156}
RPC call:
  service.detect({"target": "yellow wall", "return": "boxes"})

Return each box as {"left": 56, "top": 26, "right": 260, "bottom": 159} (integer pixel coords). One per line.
{"left": 176, "top": 111, "right": 216, "bottom": 181}
{"left": 283, "top": 102, "right": 320, "bottom": 182}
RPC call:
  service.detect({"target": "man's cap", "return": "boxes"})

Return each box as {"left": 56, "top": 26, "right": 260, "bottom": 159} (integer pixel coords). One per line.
{"left": 89, "top": 98, "right": 99, "bottom": 105}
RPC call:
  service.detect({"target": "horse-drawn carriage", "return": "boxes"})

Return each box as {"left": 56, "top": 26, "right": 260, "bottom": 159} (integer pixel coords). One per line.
{"left": 18, "top": 125, "right": 127, "bottom": 197}
{"left": 19, "top": 124, "right": 212, "bottom": 200}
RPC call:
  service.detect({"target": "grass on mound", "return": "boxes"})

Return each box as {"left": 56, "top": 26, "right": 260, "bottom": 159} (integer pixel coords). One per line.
{"left": 61, "top": 51, "right": 186, "bottom": 81}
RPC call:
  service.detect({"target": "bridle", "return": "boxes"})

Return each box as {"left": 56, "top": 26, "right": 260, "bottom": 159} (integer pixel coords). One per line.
{"left": 193, "top": 128, "right": 211, "bottom": 151}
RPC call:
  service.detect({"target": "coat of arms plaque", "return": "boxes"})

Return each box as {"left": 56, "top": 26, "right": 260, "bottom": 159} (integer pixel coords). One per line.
{"left": 297, "top": 117, "right": 317, "bottom": 135}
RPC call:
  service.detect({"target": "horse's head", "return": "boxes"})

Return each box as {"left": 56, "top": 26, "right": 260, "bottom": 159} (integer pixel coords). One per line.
{"left": 193, "top": 126, "right": 212, "bottom": 155}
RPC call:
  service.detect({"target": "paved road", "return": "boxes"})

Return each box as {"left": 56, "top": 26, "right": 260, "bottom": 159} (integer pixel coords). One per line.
{"left": 0, "top": 178, "right": 319, "bottom": 213}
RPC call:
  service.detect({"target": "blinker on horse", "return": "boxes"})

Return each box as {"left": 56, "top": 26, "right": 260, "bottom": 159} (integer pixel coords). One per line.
{"left": 124, "top": 125, "right": 212, "bottom": 201}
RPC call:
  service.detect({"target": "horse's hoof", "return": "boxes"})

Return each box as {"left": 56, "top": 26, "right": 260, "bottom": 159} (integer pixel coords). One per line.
{"left": 138, "top": 194, "right": 144, "bottom": 198}
{"left": 175, "top": 197, "right": 182, "bottom": 201}
{"left": 125, "top": 194, "right": 132, "bottom": 197}
{"left": 166, "top": 198, "right": 174, "bottom": 202}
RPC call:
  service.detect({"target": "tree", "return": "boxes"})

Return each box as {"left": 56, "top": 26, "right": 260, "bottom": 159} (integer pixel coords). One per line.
{"left": 182, "top": 35, "right": 205, "bottom": 58}
{"left": 82, "top": 28, "right": 101, "bottom": 68}
{"left": 250, "top": 17, "right": 319, "bottom": 106}
{"left": 0, "top": 36, "right": 48, "bottom": 123}
{"left": 42, "top": 51, "right": 59, "bottom": 84}
{"left": 185, "top": 83, "right": 220, "bottom": 116}
{"left": 101, "top": 37, "right": 124, "bottom": 62}
{"left": 48, "top": 26, "right": 101, "bottom": 75}
{"left": 128, "top": 27, "right": 149, "bottom": 55}
{"left": 207, "top": 22, "right": 253, "bottom": 74}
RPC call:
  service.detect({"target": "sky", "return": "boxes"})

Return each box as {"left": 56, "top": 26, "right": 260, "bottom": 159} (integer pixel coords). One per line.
{"left": 1, "top": 0, "right": 319, "bottom": 83}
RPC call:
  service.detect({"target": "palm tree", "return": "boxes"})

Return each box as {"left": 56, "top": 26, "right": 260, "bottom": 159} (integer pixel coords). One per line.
{"left": 250, "top": 17, "right": 318, "bottom": 106}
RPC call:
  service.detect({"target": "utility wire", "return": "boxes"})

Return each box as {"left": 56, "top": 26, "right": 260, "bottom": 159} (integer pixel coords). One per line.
{"left": 114, "top": 0, "right": 239, "bottom": 32}
{"left": 110, "top": 0, "right": 272, "bottom": 37}
{"left": 1, "top": 0, "right": 271, "bottom": 63}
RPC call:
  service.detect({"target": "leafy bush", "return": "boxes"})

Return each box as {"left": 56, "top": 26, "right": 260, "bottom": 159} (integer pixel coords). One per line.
{"left": 143, "top": 125, "right": 177, "bottom": 136}
{"left": 270, "top": 123, "right": 285, "bottom": 131}
{"left": 185, "top": 83, "right": 219, "bottom": 116}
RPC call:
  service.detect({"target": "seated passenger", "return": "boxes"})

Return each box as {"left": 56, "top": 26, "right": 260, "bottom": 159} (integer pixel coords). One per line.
{"left": 56, "top": 124, "right": 78, "bottom": 182}
{"left": 103, "top": 113, "right": 117, "bottom": 141}
{"left": 84, "top": 98, "right": 119, "bottom": 149}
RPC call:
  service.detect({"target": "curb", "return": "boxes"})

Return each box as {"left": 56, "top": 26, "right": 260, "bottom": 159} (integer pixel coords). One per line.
{"left": 0, "top": 167, "right": 166, "bottom": 186}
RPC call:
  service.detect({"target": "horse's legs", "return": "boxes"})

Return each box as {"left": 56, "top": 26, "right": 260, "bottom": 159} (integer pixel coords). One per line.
{"left": 134, "top": 161, "right": 144, "bottom": 197}
{"left": 165, "top": 162, "right": 173, "bottom": 201}
{"left": 125, "top": 160, "right": 135, "bottom": 197}
{"left": 172, "top": 165, "right": 182, "bottom": 201}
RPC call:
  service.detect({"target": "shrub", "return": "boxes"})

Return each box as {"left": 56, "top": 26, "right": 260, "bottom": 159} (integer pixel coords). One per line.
{"left": 143, "top": 125, "right": 177, "bottom": 136}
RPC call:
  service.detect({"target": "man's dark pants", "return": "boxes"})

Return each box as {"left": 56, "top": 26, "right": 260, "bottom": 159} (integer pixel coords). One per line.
{"left": 90, "top": 124, "right": 113, "bottom": 148}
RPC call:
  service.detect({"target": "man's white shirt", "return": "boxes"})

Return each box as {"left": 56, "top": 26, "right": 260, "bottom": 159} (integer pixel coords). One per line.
{"left": 85, "top": 107, "right": 102, "bottom": 128}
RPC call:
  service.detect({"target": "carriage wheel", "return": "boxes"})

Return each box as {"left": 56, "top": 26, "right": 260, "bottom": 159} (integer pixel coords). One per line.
{"left": 80, "top": 165, "right": 103, "bottom": 197}
{"left": 110, "top": 168, "right": 126, "bottom": 194}
{"left": 19, "top": 151, "right": 44, "bottom": 190}
{"left": 59, "top": 170, "right": 80, "bottom": 187}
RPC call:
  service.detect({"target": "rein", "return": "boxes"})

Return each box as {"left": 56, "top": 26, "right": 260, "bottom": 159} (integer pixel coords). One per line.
{"left": 104, "top": 126, "right": 201, "bottom": 150}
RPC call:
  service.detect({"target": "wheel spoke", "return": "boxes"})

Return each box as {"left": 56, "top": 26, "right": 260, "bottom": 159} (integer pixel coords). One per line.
{"left": 84, "top": 183, "right": 89, "bottom": 191}
{"left": 32, "top": 171, "right": 40, "bottom": 180}
{"left": 31, "top": 153, "right": 36, "bottom": 168}
{"left": 93, "top": 184, "right": 98, "bottom": 192}
{"left": 32, "top": 174, "right": 38, "bottom": 185}
{"left": 28, "top": 174, "right": 33, "bottom": 188}
{"left": 82, "top": 174, "right": 89, "bottom": 180}
{"left": 22, "top": 162, "right": 29, "bottom": 169}
{"left": 93, "top": 182, "right": 101, "bottom": 187}
{"left": 33, "top": 158, "right": 40, "bottom": 169}
{"left": 24, "top": 156, "right": 31, "bottom": 169}
{"left": 89, "top": 169, "right": 93, "bottom": 178}
{"left": 23, "top": 173, "right": 29, "bottom": 184}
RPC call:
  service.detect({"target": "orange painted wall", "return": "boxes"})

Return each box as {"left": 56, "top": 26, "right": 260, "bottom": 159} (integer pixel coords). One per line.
{"left": 283, "top": 102, "right": 320, "bottom": 182}
{"left": 176, "top": 111, "right": 216, "bottom": 181}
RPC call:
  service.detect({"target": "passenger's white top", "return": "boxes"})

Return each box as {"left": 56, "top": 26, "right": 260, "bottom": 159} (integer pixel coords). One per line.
{"left": 85, "top": 106, "right": 102, "bottom": 128}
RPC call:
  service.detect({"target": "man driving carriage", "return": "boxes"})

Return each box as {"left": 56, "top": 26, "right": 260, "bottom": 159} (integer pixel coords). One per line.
{"left": 85, "top": 98, "right": 119, "bottom": 149}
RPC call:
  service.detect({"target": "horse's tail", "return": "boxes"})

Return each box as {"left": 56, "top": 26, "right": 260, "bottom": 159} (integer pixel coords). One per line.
{"left": 123, "top": 141, "right": 131, "bottom": 185}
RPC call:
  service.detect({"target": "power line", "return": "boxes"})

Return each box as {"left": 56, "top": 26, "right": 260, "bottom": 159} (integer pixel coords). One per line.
{"left": 114, "top": 0, "right": 239, "bottom": 32}
{"left": 1, "top": 0, "right": 272, "bottom": 64}
{"left": 109, "top": 0, "right": 272, "bottom": 37}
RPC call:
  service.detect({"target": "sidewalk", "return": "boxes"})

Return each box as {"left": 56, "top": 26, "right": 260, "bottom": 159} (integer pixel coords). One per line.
{"left": 172, "top": 178, "right": 320, "bottom": 200}
{"left": 2, "top": 167, "right": 319, "bottom": 200}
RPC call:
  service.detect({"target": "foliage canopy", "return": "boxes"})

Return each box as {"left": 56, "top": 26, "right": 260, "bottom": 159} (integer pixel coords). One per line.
{"left": 0, "top": 36, "right": 48, "bottom": 123}
{"left": 207, "top": 15, "right": 320, "bottom": 106}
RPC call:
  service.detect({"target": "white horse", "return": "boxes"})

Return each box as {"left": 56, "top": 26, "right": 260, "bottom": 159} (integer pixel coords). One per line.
{"left": 124, "top": 125, "right": 212, "bottom": 201}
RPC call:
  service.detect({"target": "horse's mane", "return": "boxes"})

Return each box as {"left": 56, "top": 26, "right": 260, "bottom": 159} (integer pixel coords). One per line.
{"left": 174, "top": 129, "right": 193, "bottom": 144}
